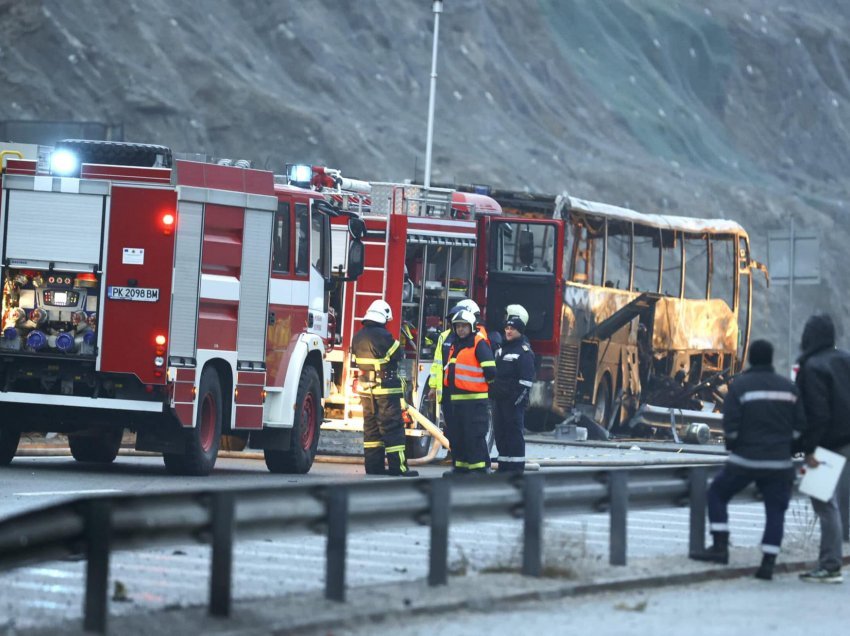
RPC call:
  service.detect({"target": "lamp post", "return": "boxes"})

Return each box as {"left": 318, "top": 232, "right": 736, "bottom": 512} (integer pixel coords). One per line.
{"left": 423, "top": 0, "right": 443, "bottom": 189}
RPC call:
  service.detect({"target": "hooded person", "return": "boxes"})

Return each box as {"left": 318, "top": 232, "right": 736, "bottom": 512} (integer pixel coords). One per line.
{"left": 795, "top": 314, "right": 850, "bottom": 583}
{"left": 351, "top": 299, "right": 418, "bottom": 477}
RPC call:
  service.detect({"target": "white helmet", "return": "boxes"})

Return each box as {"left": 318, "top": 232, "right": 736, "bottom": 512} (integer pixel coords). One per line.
{"left": 364, "top": 299, "right": 393, "bottom": 324}
{"left": 455, "top": 299, "right": 480, "bottom": 315}
{"left": 451, "top": 310, "right": 477, "bottom": 328}
{"left": 505, "top": 304, "right": 529, "bottom": 326}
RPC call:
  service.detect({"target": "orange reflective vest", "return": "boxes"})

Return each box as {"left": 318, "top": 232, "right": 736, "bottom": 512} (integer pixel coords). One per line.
{"left": 444, "top": 333, "right": 489, "bottom": 393}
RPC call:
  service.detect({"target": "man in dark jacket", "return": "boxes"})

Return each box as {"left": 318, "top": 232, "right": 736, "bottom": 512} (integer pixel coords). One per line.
{"left": 690, "top": 340, "right": 806, "bottom": 580}
{"left": 492, "top": 307, "right": 535, "bottom": 473}
{"left": 351, "top": 299, "right": 418, "bottom": 477}
{"left": 795, "top": 313, "right": 850, "bottom": 583}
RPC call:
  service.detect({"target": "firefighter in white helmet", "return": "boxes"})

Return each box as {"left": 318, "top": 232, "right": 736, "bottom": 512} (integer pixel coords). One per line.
{"left": 442, "top": 309, "right": 496, "bottom": 475}
{"left": 351, "top": 299, "right": 418, "bottom": 477}
{"left": 492, "top": 304, "right": 535, "bottom": 473}
{"left": 428, "top": 298, "right": 492, "bottom": 405}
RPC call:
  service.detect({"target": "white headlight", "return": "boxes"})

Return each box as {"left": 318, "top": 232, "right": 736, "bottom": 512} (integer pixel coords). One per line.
{"left": 50, "top": 149, "right": 79, "bottom": 175}
{"left": 154, "top": 356, "right": 165, "bottom": 367}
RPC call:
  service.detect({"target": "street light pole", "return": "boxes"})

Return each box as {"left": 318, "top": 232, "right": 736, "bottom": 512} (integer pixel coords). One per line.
{"left": 423, "top": 0, "right": 443, "bottom": 189}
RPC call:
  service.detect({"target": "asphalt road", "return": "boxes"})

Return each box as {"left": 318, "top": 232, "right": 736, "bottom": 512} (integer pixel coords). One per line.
{"left": 0, "top": 444, "right": 820, "bottom": 632}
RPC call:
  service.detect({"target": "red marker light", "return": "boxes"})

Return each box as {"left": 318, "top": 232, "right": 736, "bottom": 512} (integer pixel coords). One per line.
{"left": 162, "top": 212, "right": 176, "bottom": 235}
{"left": 155, "top": 334, "right": 166, "bottom": 346}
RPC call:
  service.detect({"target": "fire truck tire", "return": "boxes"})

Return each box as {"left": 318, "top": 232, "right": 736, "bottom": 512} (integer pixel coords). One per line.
{"left": 68, "top": 428, "right": 123, "bottom": 464}
{"left": 163, "top": 368, "right": 222, "bottom": 476}
{"left": 264, "top": 366, "right": 321, "bottom": 474}
{"left": 0, "top": 429, "right": 21, "bottom": 465}
{"left": 57, "top": 139, "right": 172, "bottom": 168}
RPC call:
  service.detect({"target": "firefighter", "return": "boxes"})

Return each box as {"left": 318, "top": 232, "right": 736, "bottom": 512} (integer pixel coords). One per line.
{"left": 492, "top": 305, "right": 535, "bottom": 473}
{"left": 351, "top": 299, "right": 418, "bottom": 477}
{"left": 443, "top": 310, "right": 496, "bottom": 475}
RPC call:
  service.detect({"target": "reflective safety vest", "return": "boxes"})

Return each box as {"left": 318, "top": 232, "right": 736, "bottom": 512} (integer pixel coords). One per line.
{"left": 444, "top": 333, "right": 489, "bottom": 395}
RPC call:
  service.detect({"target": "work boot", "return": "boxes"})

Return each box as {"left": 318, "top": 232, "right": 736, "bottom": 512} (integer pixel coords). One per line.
{"left": 386, "top": 448, "right": 418, "bottom": 477}
{"left": 689, "top": 531, "right": 729, "bottom": 564}
{"left": 754, "top": 553, "right": 777, "bottom": 581}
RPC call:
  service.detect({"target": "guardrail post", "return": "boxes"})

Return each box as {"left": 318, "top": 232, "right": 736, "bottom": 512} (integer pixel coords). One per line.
{"left": 608, "top": 471, "right": 628, "bottom": 566}
{"left": 689, "top": 467, "right": 708, "bottom": 554}
{"left": 428, "top": 478, "right": 450, "bottom": 586}
{"left": 83, "top": 499, "right": 112, "bottom": 634}
{"left": 325, "top": 487, "right": 349, "bottom": 602}
{"left": 209, "top": 492, "right": 235, "bottom": 618}
{"left": 522, "top": 473, "right": 545, "bottom": 576}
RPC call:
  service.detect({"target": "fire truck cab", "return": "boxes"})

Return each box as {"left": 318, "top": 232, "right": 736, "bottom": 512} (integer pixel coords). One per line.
{"left": 0, "top": 140, "right": 364, "bottom": 475}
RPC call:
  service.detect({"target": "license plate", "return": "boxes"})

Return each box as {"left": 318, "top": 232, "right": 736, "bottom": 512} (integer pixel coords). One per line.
{"left": 107, "top": 286, "right": 160, "bottom": 302}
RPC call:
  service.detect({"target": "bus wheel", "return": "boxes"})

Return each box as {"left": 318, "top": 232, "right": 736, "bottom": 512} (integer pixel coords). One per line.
{"left": 164, "top": 368, "right": 222, "bottom": 476}
{"left": 0, "top": 429, "right": 20, "bottom": 465}
{"left": 69, "top": 428, "right": 123, "bottom": 463}
{"left": 593, "top": 375, "right": 613, "bottom": 428}
{"left": 265, "top": 366, "right": 321, "bottom": 474}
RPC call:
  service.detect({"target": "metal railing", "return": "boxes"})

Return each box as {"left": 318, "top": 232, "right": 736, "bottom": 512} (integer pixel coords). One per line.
{"left": 0, "top": 464, "right": 842, "bottom": 633}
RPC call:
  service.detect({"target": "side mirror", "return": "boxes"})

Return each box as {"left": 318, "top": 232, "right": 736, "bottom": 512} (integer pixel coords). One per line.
{"left": 345, "top": 238, "right": 364, "bottom": 281}
{"left": 348, "top": 217, "right": 366, "bottom": 240}
{"left": 519, "top": 230, "right": 535, "bottom": 267}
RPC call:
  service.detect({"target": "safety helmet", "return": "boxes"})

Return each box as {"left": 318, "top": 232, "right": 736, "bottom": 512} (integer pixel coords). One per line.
{"left": 451, "top": 310, "right": 476, "bottom": 328}
{"left": 504, "top": 304, "right": 529, "bottom": 326}
{"left": 364, "top": 299, "right": 393, "bottom": 324}
{"left": 455, "top": 299, "right": 481, "bottom": 315}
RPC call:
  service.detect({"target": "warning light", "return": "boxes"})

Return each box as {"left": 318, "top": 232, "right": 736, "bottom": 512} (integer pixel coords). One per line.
{"left": 161, "top": 212, "right": 176, "bottom": 235}
{"left": 155, "top": 334, "right": 167, "bottom": 346}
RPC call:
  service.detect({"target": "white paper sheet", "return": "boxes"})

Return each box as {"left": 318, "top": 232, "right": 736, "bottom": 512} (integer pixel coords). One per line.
{"left": 799, "top": 447, "right": 847, "bottom": 502}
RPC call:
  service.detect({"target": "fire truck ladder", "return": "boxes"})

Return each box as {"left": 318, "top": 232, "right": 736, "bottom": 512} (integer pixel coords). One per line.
{"left": 345, "top": 222, "right": 392, "bottom": 421}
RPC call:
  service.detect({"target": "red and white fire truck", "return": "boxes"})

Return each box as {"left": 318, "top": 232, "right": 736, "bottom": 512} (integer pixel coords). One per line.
{"left": 0, "top": 140, "right": 364, "bottom": 475}
{"left": 297, "top": 173, "right": 504, "bottom": 459}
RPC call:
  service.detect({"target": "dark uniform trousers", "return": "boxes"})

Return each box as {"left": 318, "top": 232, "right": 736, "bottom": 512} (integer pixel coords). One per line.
{"left": 445, "top": 398, "right": 490, "bottom": 472}
{"left": 707, "top": 464, "right": 794, "bottom": 553}
{"left": 492, "top": 399, "right": 525, "bottom": 473}
{"left": 360, "top": 384, "right": 406, "bottom": 475}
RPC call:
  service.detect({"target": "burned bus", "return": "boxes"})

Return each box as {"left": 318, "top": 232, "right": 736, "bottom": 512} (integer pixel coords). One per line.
{"left": 475, "top": 190, "right": 764, "bottom": 436}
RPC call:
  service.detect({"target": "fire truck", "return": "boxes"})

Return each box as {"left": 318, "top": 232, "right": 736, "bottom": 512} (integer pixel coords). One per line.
{"left": 293, "top": 172, "right": 503, "bottom": 460}
{"left": 0, "top": 140, "right": 364, "bottom": 475}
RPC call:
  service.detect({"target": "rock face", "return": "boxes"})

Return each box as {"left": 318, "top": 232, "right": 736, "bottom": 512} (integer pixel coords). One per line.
{"left": 2, "top": 0, "right": 848, "bottom": 369}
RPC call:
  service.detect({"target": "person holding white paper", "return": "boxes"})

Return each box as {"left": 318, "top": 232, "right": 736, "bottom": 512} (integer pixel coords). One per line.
{"left": 796, "top": 313, "right": 850, "bottom": 584}
{"left": 690, "top": 340, "right": 807, "bottom": 580}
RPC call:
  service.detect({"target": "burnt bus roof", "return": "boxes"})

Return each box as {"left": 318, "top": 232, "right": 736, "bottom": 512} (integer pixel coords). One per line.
{"left": 451, "top": 184, "right": 747, "bottom": 236}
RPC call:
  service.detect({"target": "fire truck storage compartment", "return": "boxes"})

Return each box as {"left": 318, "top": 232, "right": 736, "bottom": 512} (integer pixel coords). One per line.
{"left": 1, "top": 177, "right": 107, "bottom": 358}
{"left": 2, "top": 177, "right": 106, "bottom": 267}
{"left": 168, "top": 200, "right": 203, "bottom": 362}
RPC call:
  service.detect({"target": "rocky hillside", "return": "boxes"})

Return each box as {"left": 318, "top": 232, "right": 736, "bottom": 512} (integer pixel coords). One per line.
{"left": 2, "top": 0, "right": 849, "bottom": 368}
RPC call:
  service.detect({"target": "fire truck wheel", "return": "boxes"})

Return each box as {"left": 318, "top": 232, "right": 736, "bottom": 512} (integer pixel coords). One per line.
{"left": 0, "top": 429, "right": 21, "bottom": 465}
{"left": 164, "top": 368, "right": 222, "bottom": 476}
{"left": 264, "top": 366, "right": 321, "bottom": 474}
{"left": 68, "top": 428, "right": 123, "bottom": 464}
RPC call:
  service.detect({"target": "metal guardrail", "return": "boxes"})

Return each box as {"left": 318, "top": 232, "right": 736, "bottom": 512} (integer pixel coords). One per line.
{"left": 1, "top": 464, "right": 845, "bottom": 633}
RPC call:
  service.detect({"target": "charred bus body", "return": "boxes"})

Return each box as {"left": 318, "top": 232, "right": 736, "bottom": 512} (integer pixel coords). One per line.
{"left": 467, "top": 187, "right": 765, "bottom": 437}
